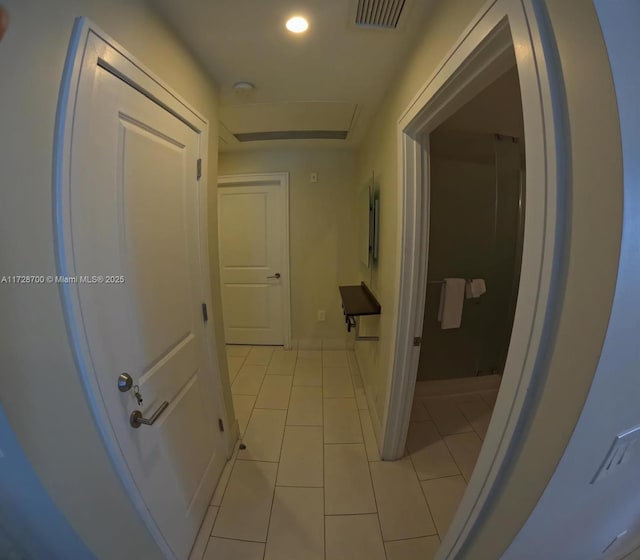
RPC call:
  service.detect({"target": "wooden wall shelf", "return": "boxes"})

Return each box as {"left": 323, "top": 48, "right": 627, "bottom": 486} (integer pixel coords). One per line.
{"left": 338, "top": 282, "right": 381, "bottom": 341}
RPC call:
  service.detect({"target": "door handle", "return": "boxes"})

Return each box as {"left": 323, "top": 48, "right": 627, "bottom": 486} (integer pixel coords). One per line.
{"left": 130, "top": 401, "right": 169, "bottom": 429}
{"left": 267, "top": 273, "right": 281, "bottom": 279}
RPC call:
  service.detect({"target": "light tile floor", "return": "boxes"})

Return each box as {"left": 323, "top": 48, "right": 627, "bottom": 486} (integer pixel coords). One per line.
{"left": 190, "top": 346, "right": 497, "bottom": 560}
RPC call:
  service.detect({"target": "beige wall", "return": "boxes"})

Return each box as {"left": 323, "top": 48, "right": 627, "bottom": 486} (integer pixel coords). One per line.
{"left": 355, "top": 0, "right": 488, "bottom": 431}
{"left": 355, "top": 0, "right": 621, "bottom": 556}
{"left": 0, "top": 1, "right": 229, "bottom": 558}
{"left": 218, "top": 148, "right": 359, "bottom": 347}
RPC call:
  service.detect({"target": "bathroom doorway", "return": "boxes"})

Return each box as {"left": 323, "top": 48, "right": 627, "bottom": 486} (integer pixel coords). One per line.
{"left": 383, "top": 3, "right": 567, "bottom": 558}
{"left": 404, "top": 63, "right": 526, "bottom": 541}
{"left": 418, "top": 67, "right": 525, "bottom": 382}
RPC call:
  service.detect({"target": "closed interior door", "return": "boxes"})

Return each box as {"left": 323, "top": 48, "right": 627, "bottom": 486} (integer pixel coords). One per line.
{"left": 218, "top": 176, "right": 289, "bottom": 345}
{"left": 68, "top": 63, "right": 225, "bottom": 559}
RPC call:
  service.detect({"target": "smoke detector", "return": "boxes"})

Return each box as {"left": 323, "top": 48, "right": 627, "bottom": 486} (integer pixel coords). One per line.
{"left": 232, "top": 82, "right": 255, "bottom": 95}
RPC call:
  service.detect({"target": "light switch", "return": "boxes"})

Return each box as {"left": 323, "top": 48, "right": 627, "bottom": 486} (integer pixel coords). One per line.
{"left": 310, "top": 172, "right": 318, "bottom": 183}
{"left": 591, "top": 425, "right": 640, "bottom": 484}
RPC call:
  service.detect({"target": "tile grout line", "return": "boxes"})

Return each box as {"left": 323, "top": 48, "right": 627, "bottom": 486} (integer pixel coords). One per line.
{"left": 384, "top": 533, "right": 440, "bottom": 543}
{"left": 454, "top": 397, "right": 489, "bottom": 441}
{"left": 418, "top": 473, "right": 445, "bottom": 542}
{"left": 405, "top": 418, "right": 463, "bottom": 480}
{"left": 371, "top": 398, "right": 439, "bottom": 554}
{"left": 355, "top": 383, "right": 373, "bottom": 461}
{"left": 416, "top": 472, "right": 440, "bottom": 543}
{"left": 259, "top": 347, "right": 284, "bottom": 560}
{"left": 416, "top": 472, "right": 468, "bottom": 484}
{"left": 215, "top": 348, "right": 251, "bottom": 502}
{"left": 210, "top": 441, "right": 243, "bottom": 535}
{"left": 410, "top": 393, "right": 493, "bottom": 485}
{"left": 239, "top": 363, "right": 270, "bottom": 449}
{"left": 217, "top": 346, "right": 275, "bottom": 553}
{"left": 439, "top": 402, "right": 483, "bottom": 484}
{"left": 228, "top": 348, "right": 248, "bottom": 391}
{"left": 343, "top": 350, "right": 386, "bottom": 558}
{"left": 326, "top": 511, "right": 412, "bottom": 519}
{"left": 371, "top": 358, "right": 449, "bottom": 549}
{"left": 323, "top": 440, "right": 367, "bottom": 445}
{"left": 274, "top": 483, "right": 324, "bottom": 489}
{"left": 425, "top": 399, "right": 471, "bottom": 439}
{"left": 383, "top": 533, "right": 441, "bottom": 544}
{"left": 408, "top": 388, "right": 470, "bottom": 546}
{"left": 321, "top": 349, "right": 327, "bottom": 560}
{"left": 198, "top": 506, "right": 220, "bottom": 559}
{"left": 211, "top": 534, "right": 268, "bottom": 545}
{"left": 424, "top": 391, "right": 489, "bottom": 437}
{"left": 420, "top": 396, "right": 480, "bottom": 537}
{"left": 364, "top": 436, "right": 387, "bottom": 559}
{"left": 205, "top": 346, "right": 252, "bottom": 558}
{"left": 262, "top": 346, "right": 296, "bottom": 560}
{"left": 434, "top": 426, "right": 469, "bottom": 484}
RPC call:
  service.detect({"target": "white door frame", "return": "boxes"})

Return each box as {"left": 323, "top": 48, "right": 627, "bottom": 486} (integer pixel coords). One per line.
{"left": 383, "top": 0, "right": 567, "bottom": 558}
{"left": 53, "top": 18, "right": 230, "bottom": 559}
{"left": 217, "top": 172, "right": 292, "bottom": 349}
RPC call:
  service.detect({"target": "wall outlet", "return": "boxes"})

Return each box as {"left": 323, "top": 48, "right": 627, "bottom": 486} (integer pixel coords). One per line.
{"left": 310, "top": 172, "right": 318, "bottom": 183}
{"left": 317, "top": 310, "right": 326, "bottom": 321}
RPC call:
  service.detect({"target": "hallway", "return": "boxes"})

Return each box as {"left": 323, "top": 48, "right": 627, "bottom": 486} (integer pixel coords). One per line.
{"left": 190, "top": 346, "right": 496, "bottom": 559}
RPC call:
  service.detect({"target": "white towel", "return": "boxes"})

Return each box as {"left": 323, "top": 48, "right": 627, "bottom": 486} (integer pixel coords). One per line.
{"left": 465, "top": 278, "right": 487, "bottom": 299}
{"left": 437, "top": 278, "right": 466, "bottom": 329}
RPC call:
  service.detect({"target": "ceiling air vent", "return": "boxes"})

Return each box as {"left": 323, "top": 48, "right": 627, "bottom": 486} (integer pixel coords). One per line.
{"left": 355, "top": 0, "right": 406, "bottom": 29}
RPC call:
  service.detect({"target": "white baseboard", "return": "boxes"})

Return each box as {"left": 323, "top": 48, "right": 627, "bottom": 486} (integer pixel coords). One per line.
{"left": 414, "top": 375, "right": 501, "bottom": 398}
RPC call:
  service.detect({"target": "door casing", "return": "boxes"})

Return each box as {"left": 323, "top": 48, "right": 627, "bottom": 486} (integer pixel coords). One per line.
{"left": 381, "top": 1, "right": 568, "bottom": 559}
{"left": 53, "top": 18, "right": 230, "bottom": 559}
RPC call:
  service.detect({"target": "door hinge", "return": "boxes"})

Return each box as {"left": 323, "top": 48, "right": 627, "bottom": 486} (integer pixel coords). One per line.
{"left": 218, "top": 418, "right": 224, "bottom": 432}
{"left": 413, "top": 337, "right": 422, "bottom": 347}
{"left": 196, "top": 158, "right": 202, "bottom": 180}
{"left": 202, "top": 302, "right": 208, "bottom": 322}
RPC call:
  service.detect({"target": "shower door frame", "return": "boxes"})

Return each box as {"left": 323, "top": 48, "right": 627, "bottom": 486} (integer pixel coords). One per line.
{"left": 417, "top": 134, "right": 525, "bottom": 381}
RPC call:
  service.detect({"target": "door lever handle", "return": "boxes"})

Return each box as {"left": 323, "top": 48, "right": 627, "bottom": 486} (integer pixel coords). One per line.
{"left": 267, "top": 273, "right": 281, "bottom": 279}
{"left": 130, "top": 401, "right": 169, "bottom": 429}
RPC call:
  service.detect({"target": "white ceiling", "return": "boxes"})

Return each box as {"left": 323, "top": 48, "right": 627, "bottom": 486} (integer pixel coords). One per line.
{"left": 432, "top": 65, "right": 525, "bottom": 161}
{"left": 438, "top": 66, "right": 524, "bottom": 139}
{"left": 148, "top": 0, "right": 437, "bottom": 151}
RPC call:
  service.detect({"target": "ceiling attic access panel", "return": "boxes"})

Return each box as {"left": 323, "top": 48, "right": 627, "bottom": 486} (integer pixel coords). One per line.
{"left": 219, "top": 101, "right": 358, "bottom": 143}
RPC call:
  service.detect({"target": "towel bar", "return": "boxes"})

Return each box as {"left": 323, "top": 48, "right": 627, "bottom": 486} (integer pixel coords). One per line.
{"left": 354, "top": 316, "right": 379, "bottom": 342}
{"left": 428, "top": 278, "right": 477, "bottom": 285}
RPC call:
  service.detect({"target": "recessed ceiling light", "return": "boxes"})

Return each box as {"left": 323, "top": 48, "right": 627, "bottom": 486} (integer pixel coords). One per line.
{"left": 286, "top": 16, "right": 309, "bottom": 33}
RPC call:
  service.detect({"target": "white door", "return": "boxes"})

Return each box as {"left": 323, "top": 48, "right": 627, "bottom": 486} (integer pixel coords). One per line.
{"left": 218, "top": 174, "right": 290, "bottom": 346}
{"left": 65, "top": 55, "right": 225, "bottom": 558}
